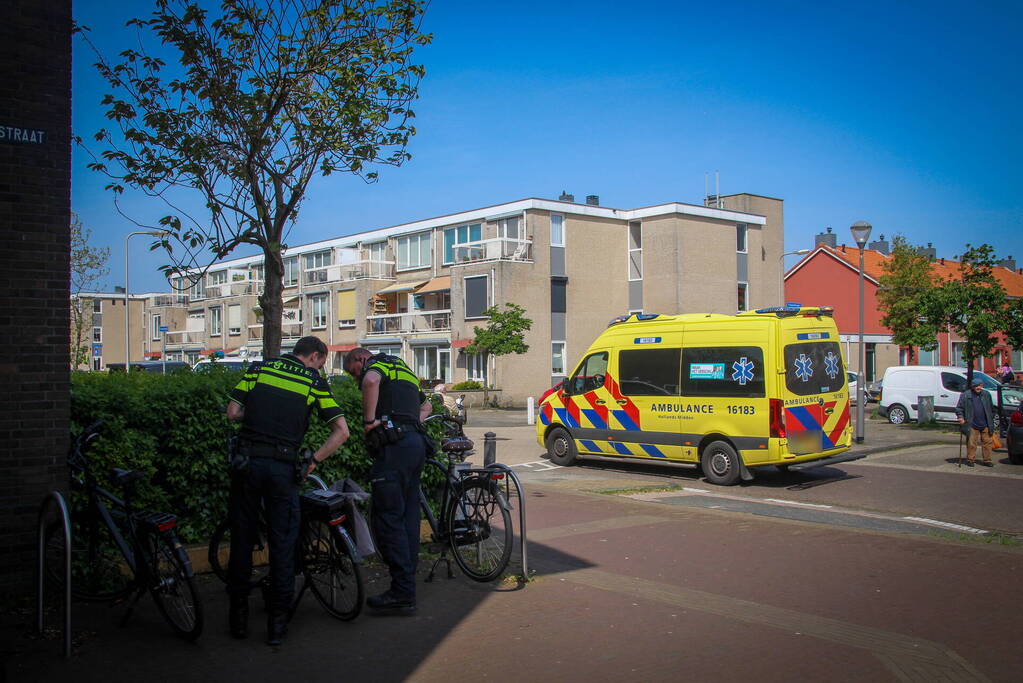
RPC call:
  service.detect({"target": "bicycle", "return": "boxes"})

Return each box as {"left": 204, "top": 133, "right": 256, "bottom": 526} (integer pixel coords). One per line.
{"left": 419, "top": 414, "right": 513, "bottom": 582}
{"left": 207, "top": 468, "right": 365, "bottom": 621}
{"left": 43, "top": 421, "right": 204, "bottom": 640}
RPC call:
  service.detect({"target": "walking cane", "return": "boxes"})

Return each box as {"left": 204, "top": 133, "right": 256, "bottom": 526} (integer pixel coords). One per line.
{"left": 958, "top": 430, "right": 963, "bottom": 468}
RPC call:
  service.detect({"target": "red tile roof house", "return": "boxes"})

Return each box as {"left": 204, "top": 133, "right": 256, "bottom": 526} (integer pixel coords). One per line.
{"left": 784, "top": 235, "right": 1023, "bottom": 384}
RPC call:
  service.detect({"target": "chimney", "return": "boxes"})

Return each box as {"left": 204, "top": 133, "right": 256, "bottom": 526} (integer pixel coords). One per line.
{"left": 814, "top": 226, "right": 837, "bottom": 249}
{"left": 940, "top": 257, "right": 945, "bottom": 265}
{"left": 114, "top": 286, "right": 126, "bottom": 294}
{"left": 585, "top": 194, "right": 599, "bottom": 206}
{"left": 868, "top": 233, "right": 889, "bottom": 255}
{"left": 918, "top": 242, "right": 936, "bottom": 261}
{"left": 559, "top": 190, "right": 574, "bottom": 202}
{"left": 999, "top": 255, "right": 1016, "bottom": 271}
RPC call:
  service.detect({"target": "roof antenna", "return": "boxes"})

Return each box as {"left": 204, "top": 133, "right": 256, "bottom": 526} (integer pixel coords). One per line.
{"left": 715, "top": 171, "right": 721, "bottom": 208}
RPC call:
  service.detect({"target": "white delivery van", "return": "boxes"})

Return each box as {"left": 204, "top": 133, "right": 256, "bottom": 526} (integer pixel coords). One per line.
{"left": 879, "top": 365, "right": 1022, "bottom": 426}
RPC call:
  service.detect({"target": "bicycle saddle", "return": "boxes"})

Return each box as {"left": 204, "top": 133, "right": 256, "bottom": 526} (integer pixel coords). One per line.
{"left": 111, "top": 468, "right": 145, "bottom": 487}
{"left": 441, "top": 437, "right": 473, "bottom": 452}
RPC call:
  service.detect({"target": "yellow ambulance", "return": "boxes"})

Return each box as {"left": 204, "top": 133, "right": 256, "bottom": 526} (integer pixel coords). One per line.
{"left": 536, "top": 305, "right": 862, "bottom": 485}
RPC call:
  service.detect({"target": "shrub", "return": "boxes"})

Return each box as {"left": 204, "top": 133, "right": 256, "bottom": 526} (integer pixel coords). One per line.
{"left": 450, "top": 380, "right": 485, "bottom": 391}
{"left": 70, "top": 370, "right": 447, "bottom": 544}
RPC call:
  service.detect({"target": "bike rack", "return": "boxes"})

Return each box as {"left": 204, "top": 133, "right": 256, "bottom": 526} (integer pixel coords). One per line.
{"left": 36, "top": 490, "right": 72, "bottom": 658}
{"left": 482, "top": 432, "right": 529, "bottom": 581}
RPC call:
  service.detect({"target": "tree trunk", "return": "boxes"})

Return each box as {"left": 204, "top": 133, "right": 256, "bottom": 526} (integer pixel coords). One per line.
{"left": 260, "top": 247, "right": 284, "bottom": 358}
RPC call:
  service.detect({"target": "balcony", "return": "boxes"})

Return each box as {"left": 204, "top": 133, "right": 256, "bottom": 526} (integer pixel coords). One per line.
{"left": 206, "top": 280, "right": 263, "bottom": 298}
{"left": 148, "top": 294, "right": 189, "bottom": 307}
{"left": 303, "top": 259, "right": 396, "bottom": 285}
{"left": 247, "top": 321, "right": 304, "bottom": 342}
{"left": 450, "top": 238, "right": 532, "bottom": 265}
{"left": 164, "top": 330, "right": 205, "bottom": 346}
{"left": 365, "top": 309, "right": 451, "bottom": 336}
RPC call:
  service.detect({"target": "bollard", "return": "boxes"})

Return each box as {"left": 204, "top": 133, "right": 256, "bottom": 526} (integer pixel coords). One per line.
{"left": 526, "top": 397, "right": 535, "bottom": 425}
{"left": 484, "top": 432, "right": 497, "bottom": 467}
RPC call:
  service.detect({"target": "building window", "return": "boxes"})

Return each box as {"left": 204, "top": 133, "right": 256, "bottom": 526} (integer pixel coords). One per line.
{"left": 397, "top": 232, "right": 432, "bottom": 270}
{"left": 497, "top": 216, "right": 520, "bottom": 239}
{"left": 550, "top": 214, "right": 564, "bottom": 247}
{"left": 93, "top": 326, "right": 102, "bottom": 343}
{"left": 188, "top": 277, "right": 205, "bottom": 300}
{"left": 737, "top": 282, "right": 749, "bottom": 312}
{"left": 92, "top": 298, "right": 101, "bottom": 313}
{"left": 252, "top": 263, "right": 264, "bottom": 281}
{"left": 414, "top": 346, "right": 440, "bottom": 382}
{"left": 305, "top": 250, "right": 331, "bottom": 283}
{"left": 209, "top": 306, "right": 222, "bottom": 336}
{"left": 311, "top": 294, "right": 328, "bottom": 329}
{"left": 736, "top": 224, "right": 748, "bottom": 253}
{"left": 628, "top": 221, "right": 642, "bottom": 281}
{"left": 918, "top": 346, "right": 937, "bottom": 365}
{"left": 337, "top": 290, "right": 356, "bottom": 328}
{"left": 209, "top": 270, "right": 227, "bottom": 287}
{"left": 228, "top": 304, "right": 242, "bottom": 335}
{"left": 284, "top": 257, "right": 299, "bottom": 286}
{"left": 467, "top": 352, "right": 488, "bottom": 384}
{"left": 552, "top": 341, "right": 566, "bottom": 375}
{"left": 464, "top": 275, "right": 488, "bottom": 319}
{"left": 551, "top": 278, "right": 567, "bottom": 313}
{"left": 152, "top": 314, "right": 161, "bottom": 341}
{"left": 444, "top": 223, "right": 482, "bottom": 263}
{"left": 92, "top": 357, "right": 102, "bottom": 371}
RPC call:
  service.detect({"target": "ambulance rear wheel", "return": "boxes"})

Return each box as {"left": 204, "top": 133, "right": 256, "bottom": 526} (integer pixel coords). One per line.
{"left": 546, "top": 427, "right": 578, "bottom": 466}
{"left": 702, "top": 441, "right": 741, "bottom": 486}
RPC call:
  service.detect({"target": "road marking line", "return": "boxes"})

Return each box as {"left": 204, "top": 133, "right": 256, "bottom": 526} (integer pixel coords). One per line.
{"left": 509, "top": 460, "right": 563, "bottom": 471}
{"left": 683, "top": 487, "right": 709, "bottom": 493}
{"left": 763, "top": 498, "right": 834, "bottom": 509}
{"left": 902, "top": 516, "right": 988, "bottom": 534}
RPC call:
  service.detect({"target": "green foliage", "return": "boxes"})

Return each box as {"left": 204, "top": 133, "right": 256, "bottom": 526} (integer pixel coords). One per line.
{"left": 70, "top": 369, "right": 447, "bottom": 544}
{"left": 450, "top": 380, "right": 484, "bottom": 391}
{"left": 465, "top": 302, "right": 532, "bottom": 357}
{"left": 79, "top": 0, "right": 432, "bottom": 357}
{"left": 922, "top": 244, "right": 1008, "bottom": 373}
{"left": 876, "top": 235, "right": 940, "bottom": 360}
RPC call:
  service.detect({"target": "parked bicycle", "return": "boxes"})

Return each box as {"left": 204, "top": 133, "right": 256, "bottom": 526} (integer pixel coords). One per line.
{"left": 207, "top": 468, "right": 365, "bottom": 621}
{"left": 420, "top": 414, "right": 513, "bottom": 582}
{"left": 44, "top": 421, "right": 204, "bottom": 640}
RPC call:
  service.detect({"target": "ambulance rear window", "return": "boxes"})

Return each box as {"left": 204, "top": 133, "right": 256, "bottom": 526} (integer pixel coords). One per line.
{"left": 784, "top": 342, "right": 845, "bottom": 396}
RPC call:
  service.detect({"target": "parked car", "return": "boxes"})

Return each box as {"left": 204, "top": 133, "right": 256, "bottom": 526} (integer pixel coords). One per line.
{"left": 1007, "top": 409, "right": 1023, "bottom": 465}
{"left": 106, "top": 361, "right": 190, "bottom": 373}
{"left": 192, "top": 357, "right": 259, "bottom": 373}
{"left": 847, "top": 371, "right": 871, "bottom": 407}
{"left": 878, "top": 366, "right": 1023, "bottom": 427}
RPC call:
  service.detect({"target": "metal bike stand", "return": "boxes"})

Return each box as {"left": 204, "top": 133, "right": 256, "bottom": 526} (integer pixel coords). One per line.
{"left": 36, "top": 490, "right": 72, "bottom": 658}
{"left": 483, "top": 432, "right": 529, "bottom": 581}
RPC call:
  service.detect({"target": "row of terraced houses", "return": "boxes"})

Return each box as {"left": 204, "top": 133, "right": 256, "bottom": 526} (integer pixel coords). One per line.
{"left": 75, "top": 192, "right": 785, "bottom": 405}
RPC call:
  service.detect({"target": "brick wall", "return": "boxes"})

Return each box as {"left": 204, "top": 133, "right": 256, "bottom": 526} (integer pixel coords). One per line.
{"left": 0, "top": 0, "right": 72, "bottom": 594}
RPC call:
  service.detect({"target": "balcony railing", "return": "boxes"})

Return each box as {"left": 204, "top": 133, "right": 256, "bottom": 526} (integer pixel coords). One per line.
{"left": 247, "top": 322, "right": 304, "bottom": 341}
{"left": 303, "top": 259, "right": 396, "bottom": 285}
{"left": 451, "top": 238, "right": 532, "bottom": 265}
{"left": 206, "top": 280, "right": 263, "bottom": 298}
{"left": 365, "top": 309, "right": 451, "bottom": 335}
{"left": 149, "top": 294, "right": 189, "bottom": 307}
{"left": 163, "top": 330, "right": 205, "bottom": 345}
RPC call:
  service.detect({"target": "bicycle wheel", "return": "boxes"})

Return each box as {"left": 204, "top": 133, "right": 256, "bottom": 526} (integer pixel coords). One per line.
{"left": 207, "top": 519, "right": 271, "bottom": 588}
{"left": 301, "top": 518, "right": 363, "bottom": 621}
{"left": 446, "top": 477, "right": 513, "bottom": 582}
{"left": 44, "top": 514, "right": 133, "bottom": 602}
{"left": 146, "top": 532, "right": 204, "bottom": 640}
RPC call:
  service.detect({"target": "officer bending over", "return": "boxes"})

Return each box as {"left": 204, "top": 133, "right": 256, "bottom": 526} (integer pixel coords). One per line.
{"left": 226, "top": 336, "right": 349, "bottom": 645}
{"left": 344, "top": 347, "right": 431, "bottom": 616}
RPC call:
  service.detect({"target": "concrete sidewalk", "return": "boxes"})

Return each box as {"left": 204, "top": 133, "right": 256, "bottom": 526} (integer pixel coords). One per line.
{"left": 7, "top": 476, "right": 1023, "bottom": 682}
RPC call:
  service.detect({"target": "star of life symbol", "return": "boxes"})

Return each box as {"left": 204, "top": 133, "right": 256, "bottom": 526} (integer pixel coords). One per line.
{"left": 795, "top": 353, "right": 814, "bottom": 382}
{"left": 731, "top": 357, "right": 755, "bottom": 385}
{"left": 824, "top": 351, "right": 840, "bottom": 380}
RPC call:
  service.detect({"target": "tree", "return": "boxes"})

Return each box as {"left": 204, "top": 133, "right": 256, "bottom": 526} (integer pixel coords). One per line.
{"left": 466, "top": 303, "right": 532, "bottom": 357}
{"left": 876, "top": 235, "right": 940, "bottom": 361}
{"left": 81, "top": 0, "right": 431, "bottom": 358}
{"left": 70, "top": 213, "right": 111, "bottom": 369}
{"left": 923, "top": 243, "right": 1007, "bottom": 382}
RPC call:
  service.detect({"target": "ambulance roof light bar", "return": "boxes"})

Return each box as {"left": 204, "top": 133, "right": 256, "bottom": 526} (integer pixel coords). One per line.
{"left": 607, "top": 312, "right": 662, "bottom": 327}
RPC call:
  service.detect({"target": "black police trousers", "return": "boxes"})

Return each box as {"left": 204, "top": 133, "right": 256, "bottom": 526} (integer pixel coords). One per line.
{"left": 370, "top": 430, "right": 427, "bottom": 601}
{"left": 227, "top": 456, "right": 300, "bottom": 614}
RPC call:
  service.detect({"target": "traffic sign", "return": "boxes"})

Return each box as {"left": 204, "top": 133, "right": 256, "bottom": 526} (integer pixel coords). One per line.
{"left": 159, "top": 325, "right": 169, "bottom": 332}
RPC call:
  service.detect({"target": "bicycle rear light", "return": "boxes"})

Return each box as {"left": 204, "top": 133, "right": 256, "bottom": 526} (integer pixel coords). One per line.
{"left": 490, "top": 473, "right": 505, "bottom": 481}
{"left": 328, "top": 514, "right": 348, "bottom": 526}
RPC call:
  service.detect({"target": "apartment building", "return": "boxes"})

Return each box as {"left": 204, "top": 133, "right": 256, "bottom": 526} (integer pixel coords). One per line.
{"left": 71, "top": 292, "right": 189, "bottom": 370}
{"left": 83, "top": 192, "right": 784, "bottom": 404}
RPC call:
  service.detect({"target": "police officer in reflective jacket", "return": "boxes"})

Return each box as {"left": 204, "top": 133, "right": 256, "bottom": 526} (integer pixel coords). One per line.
{"left": 226, "top": 336, "right": 349, "bottom": 645}
{"left": 344, "top": 347, "right": 431, "bottom": 615}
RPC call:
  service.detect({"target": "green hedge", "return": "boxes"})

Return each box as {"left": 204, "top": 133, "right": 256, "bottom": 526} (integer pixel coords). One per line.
{"left": 70, "top": 368, "right": 447, "bottom": 544}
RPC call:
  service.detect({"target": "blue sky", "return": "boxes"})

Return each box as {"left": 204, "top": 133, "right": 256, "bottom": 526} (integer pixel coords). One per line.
{"left": 72, "top": 0, "right": 1023, "bottom": 293}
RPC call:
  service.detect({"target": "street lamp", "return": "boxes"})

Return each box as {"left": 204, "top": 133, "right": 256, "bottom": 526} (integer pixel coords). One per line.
{"left": 850, "top": 221, "right": 872, "bottom": 443}
{"left": 124, "top": 230, "right": 170, "bottom": 371}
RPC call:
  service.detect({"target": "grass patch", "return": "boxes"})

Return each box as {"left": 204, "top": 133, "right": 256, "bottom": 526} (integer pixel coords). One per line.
{"left": 928, "top": 531, "right": 1022, "bottom": 547}
{"left": 592, "top": 484, "right": 685, "bottom": 496}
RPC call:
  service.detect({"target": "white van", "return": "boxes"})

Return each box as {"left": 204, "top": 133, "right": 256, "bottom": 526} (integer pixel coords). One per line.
{"left": 879, "top": 365, "right": 1022, "bottom": 426}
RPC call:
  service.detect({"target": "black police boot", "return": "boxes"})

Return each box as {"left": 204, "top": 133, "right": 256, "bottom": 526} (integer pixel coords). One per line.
{"left": 266, "top": 610, "right": 289, "bottom": 646}
{"left": 229, "top": 595, "right": 249, "bottom": 639}
{"left": 366, "top": 591, "right": 417, "bottom": 616}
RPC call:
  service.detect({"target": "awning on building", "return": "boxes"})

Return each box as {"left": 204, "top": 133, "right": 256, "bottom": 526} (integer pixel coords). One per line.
{"left": 328, "top": 344, "right": 357, "bottom": 352}
{"left": 144, "top": 351, "right": 162, "bottom": 359}
{"left": 415, "top": 276, "right": 451, "bottom": 294}
{"left": 451, "top": 339, "right": 473, "bottom": 349}
{"left": 377, "top": 280, "right": 428, "bottom": 295}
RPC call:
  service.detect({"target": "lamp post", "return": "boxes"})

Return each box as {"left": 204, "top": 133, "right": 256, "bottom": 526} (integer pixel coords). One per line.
{"left": 850, "top": 221, "right": 873, "bottom": 443}
{"left": 124, "top": 230, "right": 170, "bottom": 371}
